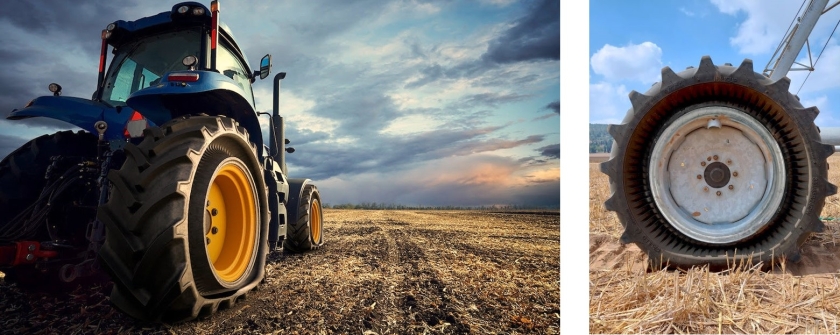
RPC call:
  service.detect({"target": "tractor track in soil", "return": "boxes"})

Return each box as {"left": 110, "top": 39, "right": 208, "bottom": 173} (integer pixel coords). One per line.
{"left": 0, "top": 209, "right": 559, "bottom": 334}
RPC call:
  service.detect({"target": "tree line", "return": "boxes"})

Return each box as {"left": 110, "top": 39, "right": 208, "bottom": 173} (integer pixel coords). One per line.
{"left": 589, "top": 123, "right": 613, "bottom": 153}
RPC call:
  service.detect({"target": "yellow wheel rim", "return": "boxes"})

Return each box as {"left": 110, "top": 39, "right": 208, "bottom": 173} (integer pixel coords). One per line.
{"left": 310, "top": 198, "right": 322, "bottom": 243}
{"left": 205, "top": 160, "right": 256, "bottom": 282}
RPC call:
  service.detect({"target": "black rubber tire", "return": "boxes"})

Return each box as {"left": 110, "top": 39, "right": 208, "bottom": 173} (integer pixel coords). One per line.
{"left": 97, "top": 116, "right": 269, "bottom": 322}
{"left": 600, "top": 56, "right": 836, "bottom": 269}
{"left": 0, "top": 130, "right": 98, "bottom": 232}
{"left": 283, "top": 184, "right": 323, "bottom": 253}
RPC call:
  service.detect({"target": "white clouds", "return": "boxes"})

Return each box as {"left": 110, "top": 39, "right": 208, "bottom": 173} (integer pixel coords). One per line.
{"left": 787, "top": 40, "right": 840, "bottom": 94}
{"left": 679, "top": 7, "right": 696, "bottom": 17}
{"left": 709, "top": 0, "right": 829, "bottom": 55}
{"left": 589, "top": 82, "right": 629, "bottom": 124}
{"left": 590, "top": 42, "right": 662, "bottom": 83}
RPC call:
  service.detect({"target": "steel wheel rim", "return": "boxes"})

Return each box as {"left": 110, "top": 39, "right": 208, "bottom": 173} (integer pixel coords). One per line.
{"left": 649, "top": 106, "right": 786, "bottom": 244}
{"left": 310, "top": 198, "right": 322, "bottom": 243}
{"left": 205, "top": 158, "right": 257, "bottom": 282}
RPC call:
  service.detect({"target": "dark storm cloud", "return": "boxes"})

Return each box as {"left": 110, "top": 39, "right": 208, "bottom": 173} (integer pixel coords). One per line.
{"left": 286, "top": 122, "right": 545, "bottom": 180}
{"left": 537, "top": 143, "right": 560, "bottom": 159}
{"left": 0, "top": 0, "right": 146, "bottom": 129}
{"left": 0, "top": 133, "right": 28, "bottom": 159}
{"left": 0, "top": 1, "right": 126, "bottom": 35}
{"left": 403, "top": 0, "right": 559, "bottom": 89}
{"left": 481, "top": 0, "right": 560, "bottom": 64}
{"left": 545, "top": 100, "right": 560, "bottom": 114}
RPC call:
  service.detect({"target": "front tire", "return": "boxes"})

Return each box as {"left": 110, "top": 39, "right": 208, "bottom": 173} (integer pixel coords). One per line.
{"left": 284, "top": 184, "right": 323, "bottom": 253}
{"left": 98, "top": 116, "right": 268, "bottom": 322}
{"left": 600, "top": 56, "right": 836, "bottom": 269}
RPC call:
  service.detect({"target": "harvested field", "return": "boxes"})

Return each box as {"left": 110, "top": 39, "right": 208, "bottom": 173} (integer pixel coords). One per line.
{"left": 590, "top": 155, "right": 840, "bottom": 334}
{"left": 0, "top": 209, "right": 559, "bottom": 334}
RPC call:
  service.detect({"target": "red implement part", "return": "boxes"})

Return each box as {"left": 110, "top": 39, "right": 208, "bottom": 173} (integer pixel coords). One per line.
{"left": 0, "top": 242, "right": 58, "bottom": 266}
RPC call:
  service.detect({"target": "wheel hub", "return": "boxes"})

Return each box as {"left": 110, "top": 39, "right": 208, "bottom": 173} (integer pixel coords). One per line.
{"left": 703, "top": 162, "right": 730, "bottom": 188}
{"left": 649, "top": 106, "right": 785, "bottom": 244}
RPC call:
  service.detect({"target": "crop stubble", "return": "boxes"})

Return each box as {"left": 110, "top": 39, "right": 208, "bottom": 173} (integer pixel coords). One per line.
{"left": 590, "top": 154, "right": 840, "bottom": 334}
{"left": 0, "top": 209, "right": 559, "bottom": 334}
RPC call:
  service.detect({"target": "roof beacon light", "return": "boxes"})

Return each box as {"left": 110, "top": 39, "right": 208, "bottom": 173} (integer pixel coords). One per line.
{"left": 192, "top": 7, "right": 205, "bottom": 15}
{"left": 48, "top": 83, "right": 62, "bottom": 96}
{"left": 177, "top": 5, "right": 190, "bottom": 14}
{"left": 106, "top": 23, "right": 116, "bottom": 31}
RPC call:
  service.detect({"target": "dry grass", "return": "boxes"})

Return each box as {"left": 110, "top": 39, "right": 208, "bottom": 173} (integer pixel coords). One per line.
{"left": 0, "top": 209, "right": 559, "bottom": 334}
{"left": 589, "top": 154, "right": 840, "bottom": 334}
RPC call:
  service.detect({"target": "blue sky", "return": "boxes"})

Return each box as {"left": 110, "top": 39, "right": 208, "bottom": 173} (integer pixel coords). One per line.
{"left": 0, "top": 0, "right": 559, "bottom": 207}
{"left": 590, "top": 0, "right": 840, "bottom": 127}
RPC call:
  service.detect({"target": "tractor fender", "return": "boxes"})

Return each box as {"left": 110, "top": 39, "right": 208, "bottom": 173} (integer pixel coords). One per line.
{"left": 7, "top": 96, "right": 147, "bottom": 141}
{"left": 126, "top": 70, "right": 263, "bottom": 154}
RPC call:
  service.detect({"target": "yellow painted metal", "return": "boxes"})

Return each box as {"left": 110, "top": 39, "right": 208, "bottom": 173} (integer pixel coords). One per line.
{"left": 310, "top": 198, "right": 321, "bottom": 243}
{"left": 205, "top": 160, "right": 256, "bottom": 282}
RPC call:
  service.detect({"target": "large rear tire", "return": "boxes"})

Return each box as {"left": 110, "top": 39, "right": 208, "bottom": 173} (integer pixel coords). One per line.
{"left": 0, "top": 131, "right": 97, "bottom": 228}
{"left": 283, "top": 184, "right": 323, "bottom": 253}
{"left": 98, "top": 116, "right": 269, "bottom": 322}
{"left": 600, "top": 56, "right": 836, "bottom": 269}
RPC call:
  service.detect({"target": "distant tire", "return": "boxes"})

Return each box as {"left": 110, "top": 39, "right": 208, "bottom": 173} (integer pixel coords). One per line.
{"left": 98, "top": 116, "right": 269, "bottom": 322}
{"left": 284, "top": 184, "right": 323, "bottom": 253}
{"left": 0, "top": 130, "right": 97, "bottom": 234}
{"left": 600, "top": 56, "right": 836, "bottom": 269}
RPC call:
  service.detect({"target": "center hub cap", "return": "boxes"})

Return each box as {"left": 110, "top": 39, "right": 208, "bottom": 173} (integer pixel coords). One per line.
{"left": 704, "top": 162, "right": 730, "bottom": 188}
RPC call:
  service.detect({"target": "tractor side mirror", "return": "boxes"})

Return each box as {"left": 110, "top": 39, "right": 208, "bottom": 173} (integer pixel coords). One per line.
{"left": 259, "top": 54, "right": 271, "bottom": 79}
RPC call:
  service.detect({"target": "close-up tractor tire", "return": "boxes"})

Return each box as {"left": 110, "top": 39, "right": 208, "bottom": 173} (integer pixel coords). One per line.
{"left": 600, "top": 56, "right": 836, "bottom": 269}
{"left": 283, "top": 184, "right": 323, "bottom": 253}
{"left": 97, "top": 116, "right": 269, "bottom": 322}
{"left": 0, "top": 130, "right": 98, "bottom": 227}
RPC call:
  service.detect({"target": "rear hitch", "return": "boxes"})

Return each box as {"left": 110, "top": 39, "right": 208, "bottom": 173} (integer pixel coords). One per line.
{"left": 0, "top": 241, "right": 58, "bottom": 266}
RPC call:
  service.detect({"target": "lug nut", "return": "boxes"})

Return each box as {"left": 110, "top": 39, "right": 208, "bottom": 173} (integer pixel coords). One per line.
{"left": 206, "top": 237, "right": 211, "bottom": 245}
{"left": 211, "top": 208, "right": 218, "bottom": 216}
{"left": 206, "top": 200, "right": 210, "bottom": 207}
{"left": 707, "top": 156, "right": 712, "bottom": 161}
{"left": 703, "top": 186, "right": 709, "bottom": 192}
{"left": 729, "top": 185, "right": 734, "bottom": 190}
{"left": 713, "top": 155, "right": 718, "bottom": 161}
{"left": 211, "top": 227, "right": 219, "bottom": 234}
{"left": 701, "top": 161, "right": 706, "bottom": 167}
{"left": 726, "top": 159, "right": 732, "bottom": 165}
{"left": 733, "top": 171, "right": 738, "bottom": 177}
{"left": 697, "top": 174, "right": 702, "bottom": 179}
{"left": 716, "top": 191, "right": 722, "bottom": 196}
{"left": 28, "top": 244, "right": 36, "bottom": 251}
{"left": 26, "top": 254, "right": 34, "bottom": 261}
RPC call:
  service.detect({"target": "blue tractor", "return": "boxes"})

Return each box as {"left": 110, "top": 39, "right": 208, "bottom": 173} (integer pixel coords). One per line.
{"left": 0, "top": 1, "right": 323, "bottom": 321}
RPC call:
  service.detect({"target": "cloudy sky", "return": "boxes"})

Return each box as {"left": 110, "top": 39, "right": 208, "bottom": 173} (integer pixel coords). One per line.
{"left": 590, "top": 0, "right": 840, "bottom": 127}
{"left": 0, "top": 0, "right": 559, "bottom": 207}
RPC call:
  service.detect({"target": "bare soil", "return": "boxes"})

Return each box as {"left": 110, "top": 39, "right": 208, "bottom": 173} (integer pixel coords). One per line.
{"left": 0, "top": 209, "right": 559, "bottom": 334}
